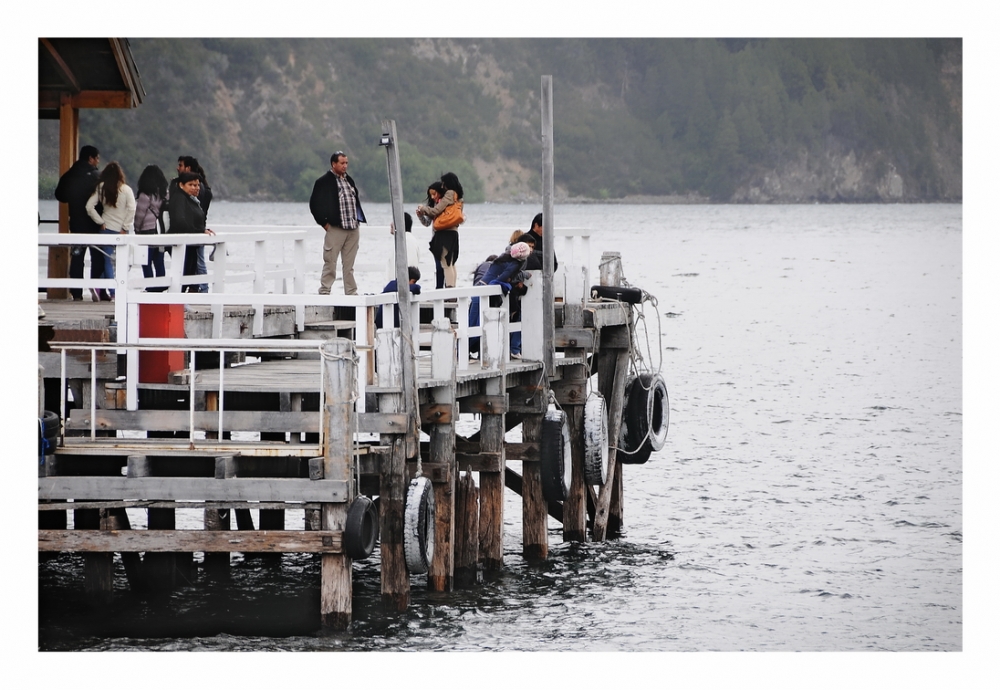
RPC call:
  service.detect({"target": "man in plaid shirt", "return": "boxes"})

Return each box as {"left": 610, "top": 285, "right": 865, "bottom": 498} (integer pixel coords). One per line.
{"left": 309, "top": 150, "right": 367, "bottom": 295}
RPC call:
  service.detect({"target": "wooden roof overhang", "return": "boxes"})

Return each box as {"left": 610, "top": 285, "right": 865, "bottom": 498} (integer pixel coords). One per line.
{"left": 38, "top": 37, "right": 144, "bottom": 117}
{"left": 41, "top": 38, "right": 144, "bottom": 296}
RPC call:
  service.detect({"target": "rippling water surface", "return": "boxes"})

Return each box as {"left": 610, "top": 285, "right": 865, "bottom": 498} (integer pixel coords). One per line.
{"left": 36, "top": 202, "right": 962, "bottom": 654}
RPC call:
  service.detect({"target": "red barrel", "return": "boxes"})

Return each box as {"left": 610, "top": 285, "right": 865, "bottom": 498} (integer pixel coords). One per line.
{"left": 138, "top": 304, "right": 185, "bottom": 383}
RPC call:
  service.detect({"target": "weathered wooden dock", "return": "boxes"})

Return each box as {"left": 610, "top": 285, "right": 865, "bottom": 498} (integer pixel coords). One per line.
{"left": 38, "top": 106, "right": 669, "bottom": 631}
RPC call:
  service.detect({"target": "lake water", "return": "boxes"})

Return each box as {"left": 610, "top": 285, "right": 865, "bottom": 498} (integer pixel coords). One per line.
{"left": 36, "top": 202, "right": 964, "bottom": 662}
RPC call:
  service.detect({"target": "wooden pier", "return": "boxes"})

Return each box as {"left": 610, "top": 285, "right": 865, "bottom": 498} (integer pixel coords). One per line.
{"left": 37, "top": 92, "right": 669, "bottom": 630}
{"left": 37, "top": 241, "right": 667, "bottom": 627}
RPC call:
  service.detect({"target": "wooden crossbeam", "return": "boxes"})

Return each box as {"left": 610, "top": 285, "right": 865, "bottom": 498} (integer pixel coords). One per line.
{"left": 38, "top": 477, "right": 348, "bottom": 502}
{"left": 38, "top": 529, "right": 343, "bottom": 553}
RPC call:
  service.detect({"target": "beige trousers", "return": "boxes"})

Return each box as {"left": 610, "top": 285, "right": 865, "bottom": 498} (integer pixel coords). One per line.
{"left": 320, "top": 225, "right": 359, "bottom": 295}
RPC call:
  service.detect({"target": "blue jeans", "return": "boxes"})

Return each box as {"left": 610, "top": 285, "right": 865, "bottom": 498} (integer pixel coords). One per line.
{"left": 97, "top": 229, "right": 118, "bottom": 295}
{"left": 141, "top": 242, "right": 166, "bottom": 290}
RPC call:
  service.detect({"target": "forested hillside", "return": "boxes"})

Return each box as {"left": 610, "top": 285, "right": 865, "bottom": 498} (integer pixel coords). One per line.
{"left": 38, "top": 38, "right": 962, "bottom": 203}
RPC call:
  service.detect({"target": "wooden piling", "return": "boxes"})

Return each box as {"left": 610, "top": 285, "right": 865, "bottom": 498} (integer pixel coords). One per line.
{"left": 203, "top": 455, "right": 235, "bottom": 577}
{"left": 594, "top": 345, "right": 629, "bottom": 541}
{"left": 127, "top": 455, "right": 178, "bottom": 590}
{"left": 376, "top": 329, "right": 410, "bottom": 610}
{"left": 478, "top": 375, "right": 506, "bottom": 571}
{"left": 455, "top": 469, "right": 480, "bottom": 586}
{"left": 319, "top": 338, "right": 356, "bottom": 630}
{"left": 427, "top": 318, "right": 457, "bottom": 592}
{"left": 521, "top": 413, "right": 548, "bottom": 560}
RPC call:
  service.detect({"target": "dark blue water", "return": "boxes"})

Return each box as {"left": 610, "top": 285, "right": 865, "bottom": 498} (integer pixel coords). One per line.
{"left": 36, "top": 203, "right": 963, "bottom": 654}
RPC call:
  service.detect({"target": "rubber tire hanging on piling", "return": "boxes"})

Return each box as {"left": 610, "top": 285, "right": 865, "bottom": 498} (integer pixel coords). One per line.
{"left": 583, "top": 394, "right": 610, "bottom": 486}
{"left": 540, "top": 409, "right": 572, "bottom": 502}
{"left": 620, "top": 373, "right": 670, "bottom": 464}
{"left": 343, "top": 496, "right": 379, "bottom": 560}
{"left": 404, "top": 477, "right": 436, "bottom": 574}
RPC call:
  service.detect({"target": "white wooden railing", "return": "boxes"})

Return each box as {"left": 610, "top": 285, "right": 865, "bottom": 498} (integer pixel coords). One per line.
{"left": 39, "top": 224, "right": 593, "bottom": 416}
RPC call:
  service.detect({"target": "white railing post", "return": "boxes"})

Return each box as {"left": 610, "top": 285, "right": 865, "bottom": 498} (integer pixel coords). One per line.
{"left": 456, "top": 296, "right": 471, "bottom": 368}
{"left": 521, "top": 271, "right": 544, "bottom": 362}
{"left": 211, "top": 240, "right": 226, "bottom": 338}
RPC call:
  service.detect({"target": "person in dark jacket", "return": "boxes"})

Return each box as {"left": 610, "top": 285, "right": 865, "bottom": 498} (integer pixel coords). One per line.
{"left": 167, "top": 172, "right": 215, "bottom": 292}
{"left": 521, "top": 213, "right": 557, "bottom": 272}
{"left": 54, "top": 145, "right": 102, "bottom": 300}
{"left": 171, "top": 156, "right": 214, "bottom": 291}
{"left": 375, "top": 266, "right": 421, "bottom": 329}
{"left": 309, "top": 151, "right": 367, "bottom": 295}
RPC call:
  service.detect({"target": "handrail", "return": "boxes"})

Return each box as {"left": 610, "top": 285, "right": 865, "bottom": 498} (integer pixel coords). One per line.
{"left": 51, "top": 339, "right": 329, "bottom": 444}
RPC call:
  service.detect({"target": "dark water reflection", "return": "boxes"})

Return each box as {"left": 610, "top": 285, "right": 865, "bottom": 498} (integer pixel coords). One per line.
{"left": 39, "top": 537, "right": 677, "bottom": 651}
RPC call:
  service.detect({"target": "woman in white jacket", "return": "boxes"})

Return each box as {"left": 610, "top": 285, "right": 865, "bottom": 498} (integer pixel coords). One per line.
{"left": 86, "top": 161, "right": 135, "bottom": 300}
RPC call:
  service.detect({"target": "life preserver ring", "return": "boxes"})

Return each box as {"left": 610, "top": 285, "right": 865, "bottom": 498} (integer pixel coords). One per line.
{"left": 620, "top": 372, "right": 669, "bottom": 464}
{"left": 583, "top": 394, "right": 610, "bottom": 486}
{"left": 404, "top": 476, "right": 436, "bottom": 574}
{"left": 343, "top": 495, "right": 379, "bottom": 560}
{"left": 540, "top": 409, "right": 572, "bottom": 502}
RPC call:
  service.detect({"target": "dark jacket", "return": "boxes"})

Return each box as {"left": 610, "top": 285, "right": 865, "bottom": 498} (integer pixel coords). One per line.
{"left": 54, "top": 159, "right": 101, "bottom": 233}
{"left": 309, "top": 170, "right": 366, "bottom": 229}
{"left": 478, "top": 252, "right": 527, "bottom": 289}
{"left": 168, "top": 176, "right": 212, "bottom": 219}
{"left": 375, "top": 279, "right": 421, "bottom": 329}
{"left": 521, "top": 229, "right": 556, "bottom": 271}
{"left": 167, "top": 192, "right": 206, "bottom": 234}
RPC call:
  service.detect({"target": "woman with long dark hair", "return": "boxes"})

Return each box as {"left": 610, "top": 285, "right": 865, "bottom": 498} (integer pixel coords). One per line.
{"left": 134, "top": 164, "right": 168, "bottom": 286}
{"left": 85, "top": 161, "right": 135, "bottom": 299}
{"left": 416, "top": 172, "right": 464, "bottom": 288}
{"left": 416, "top": 181, "right": 446, "bottom": 288}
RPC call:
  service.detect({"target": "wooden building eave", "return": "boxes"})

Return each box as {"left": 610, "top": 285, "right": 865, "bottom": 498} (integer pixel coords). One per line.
{"left": 38, "top": 38, "right": 144, "bottom": 118}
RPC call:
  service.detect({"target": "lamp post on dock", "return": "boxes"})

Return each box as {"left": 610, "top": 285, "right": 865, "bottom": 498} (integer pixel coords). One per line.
{"left": 380, "top": 120, "right": 421, "bottom": 458}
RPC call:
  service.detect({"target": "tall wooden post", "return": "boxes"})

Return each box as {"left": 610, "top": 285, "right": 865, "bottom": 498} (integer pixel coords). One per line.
{"left": 48, "top": 96, "right": 77, "bottom": 300}
{"left": 540, "top": 76, "right": 556, "bottom": 377}
{"left": 381, "top": 119, "right": 421, "bottom": 460}
{"left": 320, "top": 338, "right": 356, "bottom": 630}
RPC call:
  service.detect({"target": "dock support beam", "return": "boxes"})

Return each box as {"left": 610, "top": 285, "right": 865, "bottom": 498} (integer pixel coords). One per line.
{"left": 320, "top": 338, "right": 356, "bottom": 630}
{"left": 478, "top": 374, "right": 506, "bottom": 571}
{"left": 376, "top": 330, "right": 410, "bottom": 610}
{"left": 428, "top": 319, "right": 457, "bottom": 591}
{"left": 455, "top": 469, "right": 480, "bottom": 586}
{"left": 521, "top": 413, "right": 548, "bottom": 560}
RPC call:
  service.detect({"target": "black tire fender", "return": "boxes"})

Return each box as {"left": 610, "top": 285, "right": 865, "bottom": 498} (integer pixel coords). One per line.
{"left": 626, "top": 372, "right": 669, "bottom": 453}
{"left": 620, "top": 376, "right": 653, "bottom": 465}
{"left": 540, "top": 409, "right": 572, "bottom": 502}
{"left": 404, "top": 477, "right": 436, "bottom": 574}
{"left": 343, "top": 495, "right": 379, "bottom": 560}
{"left": 583, "top": 394, "right": 610, "bottom": 486}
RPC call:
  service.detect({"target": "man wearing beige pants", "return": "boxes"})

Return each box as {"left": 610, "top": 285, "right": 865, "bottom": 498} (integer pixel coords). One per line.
{"left": 309, "top": 151, "right": 367, "bottom": 295}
